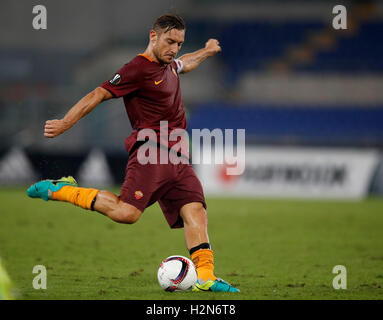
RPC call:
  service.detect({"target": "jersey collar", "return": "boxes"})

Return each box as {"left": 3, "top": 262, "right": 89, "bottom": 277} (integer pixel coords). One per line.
{"left": 138, "top": 53, "right": 153, "bottom": 62}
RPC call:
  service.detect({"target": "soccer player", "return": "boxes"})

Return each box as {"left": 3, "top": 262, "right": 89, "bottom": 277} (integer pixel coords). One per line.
{"left": 27, "top": 14, "right": 239, "bottom": 293}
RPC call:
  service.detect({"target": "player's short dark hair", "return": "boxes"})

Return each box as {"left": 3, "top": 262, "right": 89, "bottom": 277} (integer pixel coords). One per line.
{"left": 153, "top": 14, "right": 185, "bottom": 34}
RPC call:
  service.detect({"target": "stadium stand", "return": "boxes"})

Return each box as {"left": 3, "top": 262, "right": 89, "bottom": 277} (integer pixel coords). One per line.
{"left": 296, "top": 21, "right": 383, "bottom": 72}
{"left": 186, "top": 20, "right": 325, "bottom": 81}
{"left": 188, "top": 103, "right": 383, "bottom": 147}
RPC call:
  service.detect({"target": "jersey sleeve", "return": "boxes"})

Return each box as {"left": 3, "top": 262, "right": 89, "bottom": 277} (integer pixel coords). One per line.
{"left": 174, "top": 59, "right": 184, "bottom": 74}
{"left": 100, "top": 61, "right": 141, "bottom": 98}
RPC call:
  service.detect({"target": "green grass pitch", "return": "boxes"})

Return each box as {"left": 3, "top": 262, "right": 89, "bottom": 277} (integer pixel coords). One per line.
{"left": 0, "top": 188, "right": 383, "bottom": 300}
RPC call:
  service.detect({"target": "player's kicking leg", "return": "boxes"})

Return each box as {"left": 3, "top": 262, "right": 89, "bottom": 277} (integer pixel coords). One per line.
{"left": 26, "top": 176, "right": 142, "bottom": 224}
{"left": 27, "top": 178, "right": 239, "bottom": 292}
{"left": 180, "top": 202, "right": 240, "bottom": 293}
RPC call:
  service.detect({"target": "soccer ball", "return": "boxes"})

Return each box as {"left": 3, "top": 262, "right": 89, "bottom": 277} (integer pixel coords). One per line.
{"left": 157, "top": 255, "right": 197, "bottom": 292}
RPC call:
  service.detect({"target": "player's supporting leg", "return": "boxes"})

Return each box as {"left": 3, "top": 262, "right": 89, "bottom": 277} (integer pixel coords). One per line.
{"left": 27, "top": 176, "right": 142, "bottom": 224}
{"left": 179, "top": 202, "right": 239, "bottom": 293}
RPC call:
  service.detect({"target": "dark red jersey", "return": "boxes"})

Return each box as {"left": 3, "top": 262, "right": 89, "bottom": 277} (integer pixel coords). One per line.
{"left": 100, "top": 54, "right": 187, "bottom": 155}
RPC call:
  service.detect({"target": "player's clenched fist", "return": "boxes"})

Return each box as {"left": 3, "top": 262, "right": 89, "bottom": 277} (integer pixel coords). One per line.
{"left": 205, "top": 39, "right": 222, "bottom": 56}
{"left": 44, "top": 119, "right": 69, "bottom": 138}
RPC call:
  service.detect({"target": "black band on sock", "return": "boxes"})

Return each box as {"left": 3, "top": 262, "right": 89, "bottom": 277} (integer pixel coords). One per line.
{"left": 90, "top": 195, "right": 97, "bottom": 211}
{"left": 189, "top": 242, "right": 211, "bottom": 255}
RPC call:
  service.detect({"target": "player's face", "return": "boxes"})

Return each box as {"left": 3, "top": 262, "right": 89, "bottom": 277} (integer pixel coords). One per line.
{"left": 152, "top": 28, "right": 185, "bottom": 64}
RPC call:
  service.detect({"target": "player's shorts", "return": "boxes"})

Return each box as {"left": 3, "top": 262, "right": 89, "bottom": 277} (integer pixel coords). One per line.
{"left": 119, "top": 143, "right": 207, "bottom": 229}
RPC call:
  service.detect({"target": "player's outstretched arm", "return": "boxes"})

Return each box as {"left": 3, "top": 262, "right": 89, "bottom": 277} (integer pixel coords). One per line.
{"left": 44, "top": 87, "right": 113, "bottom": 138}
{"left": 178, "top": 38, "right": 221, "bottom": 74}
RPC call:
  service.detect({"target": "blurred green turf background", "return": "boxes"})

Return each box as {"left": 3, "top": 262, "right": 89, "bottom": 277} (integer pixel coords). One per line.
{"left": 0, "top": 188, "right": 382, "bottom": 300}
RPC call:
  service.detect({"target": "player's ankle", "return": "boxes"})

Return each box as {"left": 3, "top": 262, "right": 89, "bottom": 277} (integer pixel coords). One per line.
{"left": 189, "top": 244, "right": 216, "bottom": 283}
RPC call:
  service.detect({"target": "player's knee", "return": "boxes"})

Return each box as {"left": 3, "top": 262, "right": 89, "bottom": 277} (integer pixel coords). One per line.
{"left": 193, "top": 202, "right": 207, "bottom": 218}
{"left": 181, "top": 202, "right": 207, "bottom": 226}
{"left": 115, "top": 203, "right": 142, "bottom": 224}
{"left": 199, "top": 206, "right": 208, "bottom": 226}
